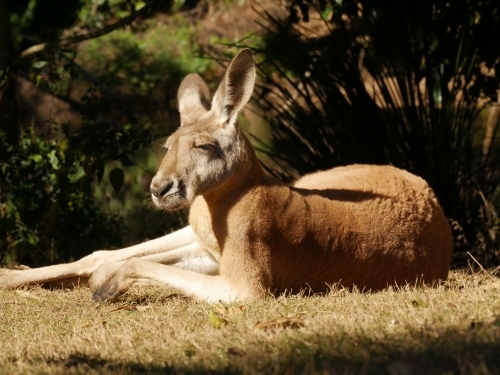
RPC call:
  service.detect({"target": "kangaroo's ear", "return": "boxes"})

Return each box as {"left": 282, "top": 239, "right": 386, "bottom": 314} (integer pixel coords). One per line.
{"left": 212, "top": 49, "right": 256, "bottom": 128}
{"left": 178, "top": 73, "right": 211, "bottom": 127}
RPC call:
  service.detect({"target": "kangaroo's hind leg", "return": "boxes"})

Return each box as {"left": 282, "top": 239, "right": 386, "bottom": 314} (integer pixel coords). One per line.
{"left": 88, "top": 241, "right": 219, "bottom": 292}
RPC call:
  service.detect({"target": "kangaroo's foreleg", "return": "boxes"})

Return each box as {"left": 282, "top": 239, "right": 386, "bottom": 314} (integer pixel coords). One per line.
{"left": 98, "top": 226, "right": 197, "bottom": 262}
{"left": 91, "top": 258, "right": 255, "bottom": 303}
{"left": 0, "top": 226, "right": 197, "bottom": 290}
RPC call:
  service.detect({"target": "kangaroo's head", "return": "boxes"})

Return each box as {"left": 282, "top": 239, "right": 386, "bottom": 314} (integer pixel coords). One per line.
{"left": 150, "top": 49, "right": 256, "bottom": 211}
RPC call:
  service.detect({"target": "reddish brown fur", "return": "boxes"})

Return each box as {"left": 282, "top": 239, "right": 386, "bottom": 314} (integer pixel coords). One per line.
{"left": 190, "top": 149, "right": 452, "bottom": 297}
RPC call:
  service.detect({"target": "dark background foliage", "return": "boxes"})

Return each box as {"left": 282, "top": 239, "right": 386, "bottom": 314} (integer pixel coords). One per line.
{"left": 0, "top": 0, "right": 499, "bottom": 267}
{"left": 1, "top": 0, "right": 183, "bottom": 265}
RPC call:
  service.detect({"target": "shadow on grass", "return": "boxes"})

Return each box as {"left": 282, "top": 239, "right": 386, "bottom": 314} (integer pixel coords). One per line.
{"left": 19, "top": 322, "right": 500, "bottom": 375}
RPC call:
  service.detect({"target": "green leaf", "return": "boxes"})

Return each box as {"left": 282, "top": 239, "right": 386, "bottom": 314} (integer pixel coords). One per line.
{"left": 209, "top": 310, "right": 228, "bottom": 329}
{"left": 94, "top": 160, "right": 105, "bottom": 183}
{"left": 31, "top": 154, "right": 42, "bottom": 163}
{"left": 135, "top": 1, "right": 145, "bottom": 11}
{"left": 32, "top": 61, "right": 47, "bottom": 69}
{"left": 321, "top": 5, "right": 333, "bottom": 20}
{"left": 109, "top": 168, "right": 125, "bottom": 193}
{"left": 48, "top": 150, "right": 59, "bottom": 170}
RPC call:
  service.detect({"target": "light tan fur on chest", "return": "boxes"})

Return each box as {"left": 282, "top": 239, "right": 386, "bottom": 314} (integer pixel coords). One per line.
{"left": 189, "top": 197, "right": 222, "bottom": 262}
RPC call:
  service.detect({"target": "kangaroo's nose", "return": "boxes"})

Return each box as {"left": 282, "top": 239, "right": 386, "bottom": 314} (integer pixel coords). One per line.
{"left": 150, "top": 181, "right": 174, "bottom": 198}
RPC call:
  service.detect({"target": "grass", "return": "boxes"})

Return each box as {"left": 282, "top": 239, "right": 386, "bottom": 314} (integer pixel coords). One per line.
{"left": 1, "top": 270, "right": 500, "bottom": 374}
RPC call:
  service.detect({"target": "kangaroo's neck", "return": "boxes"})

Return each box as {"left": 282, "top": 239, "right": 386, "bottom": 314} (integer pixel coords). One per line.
{"left": 203, "top": 130, "right": 266, "bottom": 206}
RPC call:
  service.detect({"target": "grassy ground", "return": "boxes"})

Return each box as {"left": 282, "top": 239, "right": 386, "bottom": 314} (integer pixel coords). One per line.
{"left": 1, "top": 270, "right": 500, "bottom": 374}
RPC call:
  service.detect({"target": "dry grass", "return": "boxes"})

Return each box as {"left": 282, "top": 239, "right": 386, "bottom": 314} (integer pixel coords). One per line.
{"left": 1, "top": 270, "right": 500, "bottom": 374}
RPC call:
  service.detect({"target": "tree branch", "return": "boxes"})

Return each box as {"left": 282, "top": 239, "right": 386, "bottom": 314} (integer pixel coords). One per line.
{"left": 15, "top": 0, "right": 162, "bottom": 63}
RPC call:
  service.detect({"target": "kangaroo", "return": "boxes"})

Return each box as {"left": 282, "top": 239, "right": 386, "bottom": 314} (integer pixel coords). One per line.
{"left": 0, "top": 49, "right": 453, "bottom": 302}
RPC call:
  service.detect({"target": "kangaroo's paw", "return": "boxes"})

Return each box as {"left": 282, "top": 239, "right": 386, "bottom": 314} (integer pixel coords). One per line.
{"left": 0, "top": 268, "right": 24, "bottom": 289}
{"left": 91, "top": 267, "right": 133, "bottom": 303}
{"left": 88, "top": 261, "right": 125, "bottom": 294}
{"left": 91, "top": 279, "right": 129, "bottom": 303}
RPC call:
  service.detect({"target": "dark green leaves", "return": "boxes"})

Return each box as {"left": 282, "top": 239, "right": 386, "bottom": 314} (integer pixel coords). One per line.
{"left": 32, "top": 61, "right": 48, "bottom": 69}
{"left": 109, "top": 168, "right": 125, "bottom": 193}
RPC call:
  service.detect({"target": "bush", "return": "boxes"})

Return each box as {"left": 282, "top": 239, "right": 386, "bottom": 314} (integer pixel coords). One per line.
{"left": 0, "top": 107, "right": 155, "bottom": 266}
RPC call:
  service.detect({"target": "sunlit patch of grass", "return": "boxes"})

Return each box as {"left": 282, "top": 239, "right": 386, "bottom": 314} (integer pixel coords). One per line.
{"left": 1, "top": 270, "right": 500, "bottom": 374}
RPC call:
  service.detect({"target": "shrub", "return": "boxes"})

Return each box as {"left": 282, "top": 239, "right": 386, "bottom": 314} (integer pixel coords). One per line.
{"left": 0, "top": 108, "right": 155, "bottom": 266}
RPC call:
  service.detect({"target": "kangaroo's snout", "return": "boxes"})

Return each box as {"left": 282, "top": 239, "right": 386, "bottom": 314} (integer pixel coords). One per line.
{"left": 150, "top": 180, "right": 174, "bottom": 198}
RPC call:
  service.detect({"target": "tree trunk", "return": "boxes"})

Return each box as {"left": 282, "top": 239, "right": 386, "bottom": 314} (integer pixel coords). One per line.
{"left": 0, "top": 0, "right": 19, "bottom": 144}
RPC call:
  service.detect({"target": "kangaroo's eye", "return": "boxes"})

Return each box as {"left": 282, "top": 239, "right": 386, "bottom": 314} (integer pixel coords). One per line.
{"left": 163, "top": 146, "right": 169, "bottom": 154}
{"left": 195, "top": 144, "right": 213, "bottom": 151}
